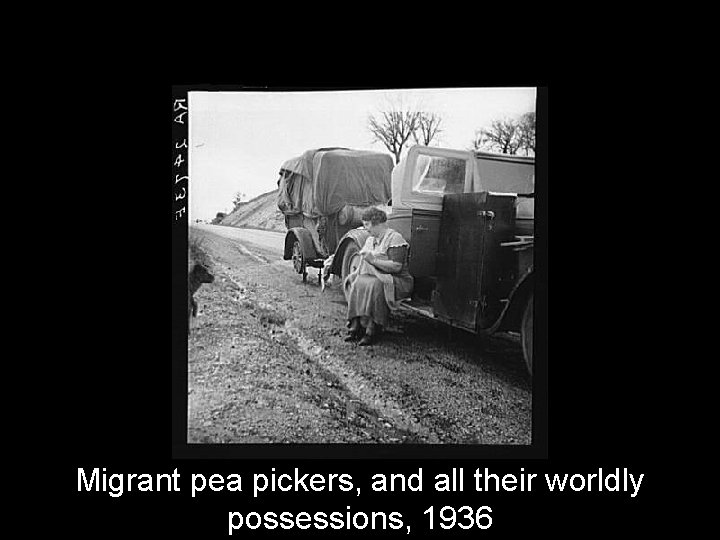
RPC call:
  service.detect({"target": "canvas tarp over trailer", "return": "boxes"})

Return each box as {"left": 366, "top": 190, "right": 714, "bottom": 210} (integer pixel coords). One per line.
{"left": 277, "top": 148, "right": 393, "bottom": 219}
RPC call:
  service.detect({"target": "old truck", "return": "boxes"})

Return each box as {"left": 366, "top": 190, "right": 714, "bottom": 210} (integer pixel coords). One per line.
{"left": 279, "top": 145, "right": 535, "bottom": 375}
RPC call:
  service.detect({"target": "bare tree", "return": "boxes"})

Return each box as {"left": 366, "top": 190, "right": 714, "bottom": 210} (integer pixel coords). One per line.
{"left": 368, "top": 97, "right": 422, "bottom": 164}
{"left": 477, "top": 118, "right": 522, "bottom": 155}
{"left": 412, "top": 112, "right": 443, "bottom": 146}
{"left": 517, "top": 112, "right": 536, "bottom": 156}
{"left": 471, "top": 112, "right": 536, "bottom": 156}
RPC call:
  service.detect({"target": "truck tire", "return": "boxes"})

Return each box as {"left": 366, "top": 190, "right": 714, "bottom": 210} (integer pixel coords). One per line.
{"left": 521, "top": 292, "right": 533, "bottom": 376}
{"left": 341, "top": 241, "right": 361, "bottom": 283}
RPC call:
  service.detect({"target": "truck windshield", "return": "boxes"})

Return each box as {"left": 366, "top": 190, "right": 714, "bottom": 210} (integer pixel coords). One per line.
{"left": 413, "top": 156, "right": 466, "bottom": 195}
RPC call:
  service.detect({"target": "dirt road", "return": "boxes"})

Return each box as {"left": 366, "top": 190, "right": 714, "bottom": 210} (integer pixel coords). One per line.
{"left": 188, "top": 224, "right": 531, "bottom": 444}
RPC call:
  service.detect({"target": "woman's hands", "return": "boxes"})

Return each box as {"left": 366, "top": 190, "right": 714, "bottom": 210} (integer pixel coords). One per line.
{"left": 362, "top": 251, "right": 376, "bottom": 264}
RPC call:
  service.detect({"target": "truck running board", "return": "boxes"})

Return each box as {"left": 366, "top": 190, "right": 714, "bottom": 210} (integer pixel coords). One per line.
{"left": 396, "top": 298, "right": 435, "bottom": 319}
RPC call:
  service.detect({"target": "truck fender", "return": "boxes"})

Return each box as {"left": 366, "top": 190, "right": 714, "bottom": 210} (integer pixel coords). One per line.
{"left": 331, "top": 228, "right": 370, "bottom": 276}
{"left": 283, "top": 227, "right": 317, "bottom": 261}
{"left": 495, "top": 269, "right": 534, "bottom": 333}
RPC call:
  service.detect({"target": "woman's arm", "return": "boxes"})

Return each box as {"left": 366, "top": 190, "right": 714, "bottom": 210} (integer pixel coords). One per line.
{"left": 365, "top": 245, "right": 406, "bottom": 274}
{"left": 369, "top": 257, "right": 402, "bottom": 274}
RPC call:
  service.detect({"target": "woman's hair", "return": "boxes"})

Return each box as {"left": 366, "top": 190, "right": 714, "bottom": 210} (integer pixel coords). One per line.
{"left": 361, "top": 207, "right": 387, "bottom": 226}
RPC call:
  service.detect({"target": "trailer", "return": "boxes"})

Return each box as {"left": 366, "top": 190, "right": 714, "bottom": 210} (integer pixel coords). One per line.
{"left": 277, "top": 147, "right": 393, "bottom": 283}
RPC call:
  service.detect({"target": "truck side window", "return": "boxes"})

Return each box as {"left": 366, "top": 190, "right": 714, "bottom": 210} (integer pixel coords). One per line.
{"left": 414, "top": 156, "right": 466, "bottom": 195}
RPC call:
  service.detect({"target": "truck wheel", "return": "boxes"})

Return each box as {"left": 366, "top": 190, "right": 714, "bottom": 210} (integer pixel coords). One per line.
{"left": 521, "top": 293, "right": 533, "bottom": 376}
{"left": 341, "top": 242, "right": 361, "bottom": 283}
{"left": 292, "top": 239, "right": 307, "bottom": 283}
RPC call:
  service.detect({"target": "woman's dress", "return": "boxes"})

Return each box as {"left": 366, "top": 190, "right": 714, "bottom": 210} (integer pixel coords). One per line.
{"left": 344, "top": 229, "right": 413, "bottom": 327}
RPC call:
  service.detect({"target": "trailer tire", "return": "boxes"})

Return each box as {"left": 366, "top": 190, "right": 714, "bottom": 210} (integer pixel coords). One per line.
{"left": 521, "top": 292, "right": 533, "bottom": 376}
{"left": 292, "top": 239, "right": 307, "bottom": 283}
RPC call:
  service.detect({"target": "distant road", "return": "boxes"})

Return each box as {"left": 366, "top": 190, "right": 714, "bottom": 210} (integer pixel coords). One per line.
{"left": 191, "top": 224, "right": 285, "bottom": 257}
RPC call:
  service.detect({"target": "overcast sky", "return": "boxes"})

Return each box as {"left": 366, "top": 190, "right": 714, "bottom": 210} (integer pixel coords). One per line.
{"left": 188, "top": 88, "right": 536, "bottom": 222}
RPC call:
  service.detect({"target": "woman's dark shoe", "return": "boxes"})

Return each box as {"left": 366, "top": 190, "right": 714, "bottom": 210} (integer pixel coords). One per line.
{"left": 358, "top": 333, "right": 375, "bottom": 346}
{"left": 344, "top": 321, "right": 363, "bottom": 342}
{"left": 344, "top": 318, "right": 362, "bottom": 341}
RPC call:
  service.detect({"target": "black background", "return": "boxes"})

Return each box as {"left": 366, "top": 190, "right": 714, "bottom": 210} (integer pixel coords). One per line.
{"left": 61, "top": 73, "right": 663, "bottom": 537}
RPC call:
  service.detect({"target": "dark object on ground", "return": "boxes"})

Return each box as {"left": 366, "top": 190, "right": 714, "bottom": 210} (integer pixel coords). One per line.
{"left": 188, "top": 263, "right": 214, "bottom": 330}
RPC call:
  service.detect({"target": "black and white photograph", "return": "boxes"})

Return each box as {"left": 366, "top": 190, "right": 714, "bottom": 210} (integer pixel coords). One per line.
{"left": 183, "top": 87, "right": 541, "bottom": 447}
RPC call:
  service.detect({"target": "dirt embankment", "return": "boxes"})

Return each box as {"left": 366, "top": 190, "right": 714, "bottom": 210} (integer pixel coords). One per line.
{"left": 187, "top": 225, "right": 531, "bottom": 445}
{"left": 220, "top": 190, "right": 285, "bottom": 232}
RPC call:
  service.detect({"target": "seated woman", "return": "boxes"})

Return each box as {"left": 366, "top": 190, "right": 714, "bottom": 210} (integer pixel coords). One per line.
{"left": 343, "top": 207, "right": 413, "bottom": 346}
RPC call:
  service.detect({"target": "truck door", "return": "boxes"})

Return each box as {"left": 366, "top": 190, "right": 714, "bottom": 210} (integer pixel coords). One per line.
{"left": 432, "top": 192, "right": 517, "bottom": 332}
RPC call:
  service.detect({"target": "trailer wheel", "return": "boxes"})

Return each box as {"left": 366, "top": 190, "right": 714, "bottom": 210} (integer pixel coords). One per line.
{"left": 292, "top": 239, "right": 307, "bottom": 283}
{"left": 521, "top": 293, "right": 533, "bottom": 376}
